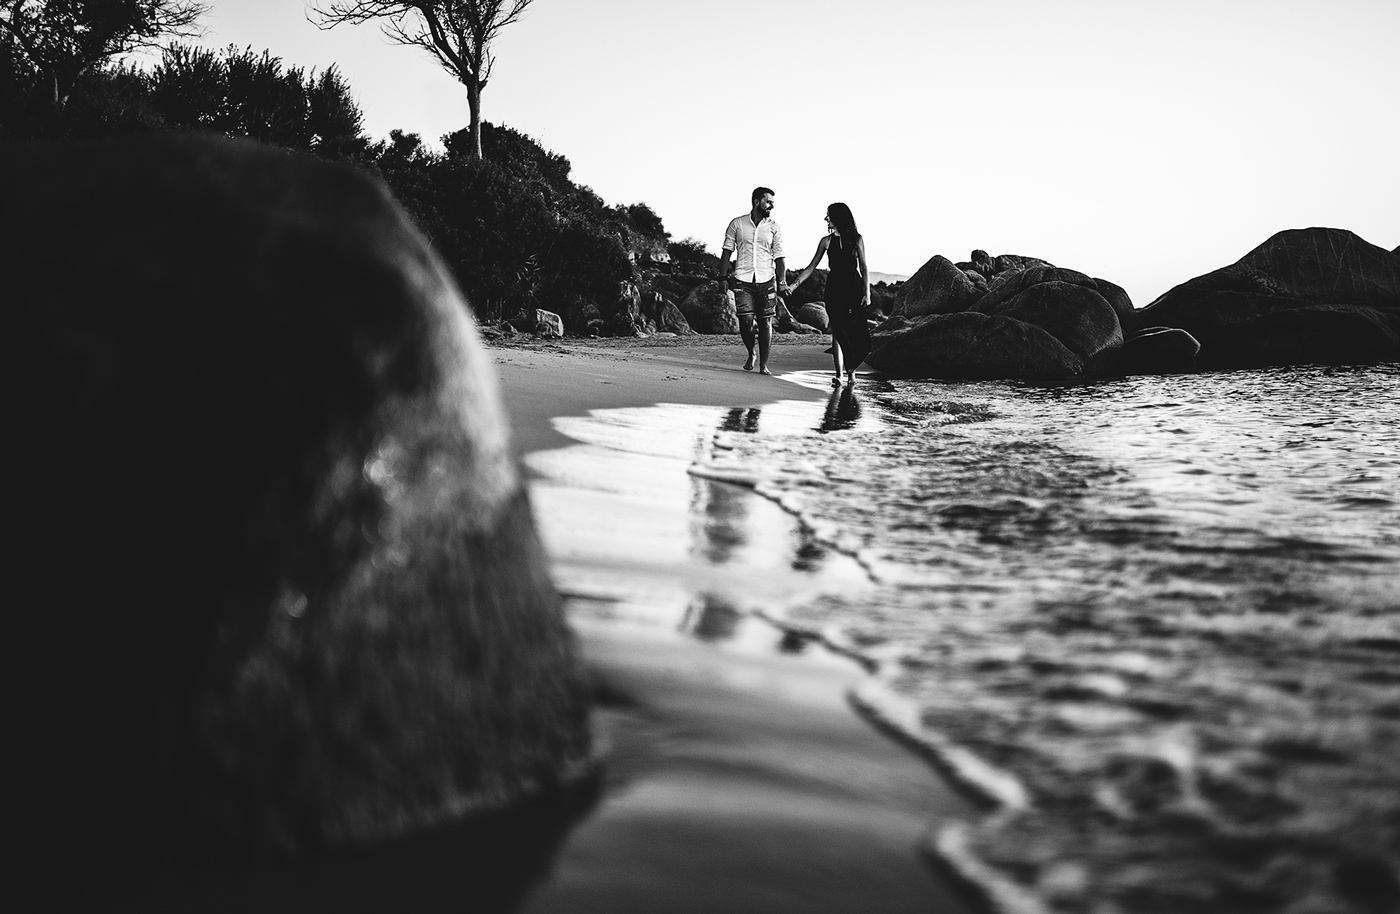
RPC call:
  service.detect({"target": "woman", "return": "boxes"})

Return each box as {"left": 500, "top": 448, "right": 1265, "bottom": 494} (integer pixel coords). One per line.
{"left": 789, "top": 202, "right": 871, "bottom": 386}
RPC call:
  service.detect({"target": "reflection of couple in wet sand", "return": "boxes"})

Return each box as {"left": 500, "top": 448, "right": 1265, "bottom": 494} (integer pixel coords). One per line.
{"left": 717, "top": 386, "right": 860, "bottom": 444}
{"left": 717, "top": 189, "right": 872, "bottom": 385}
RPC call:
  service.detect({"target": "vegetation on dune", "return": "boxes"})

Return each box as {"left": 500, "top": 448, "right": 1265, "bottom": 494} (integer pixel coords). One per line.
{"left": 1, "top": 4, "right": 899, "bottom": 334}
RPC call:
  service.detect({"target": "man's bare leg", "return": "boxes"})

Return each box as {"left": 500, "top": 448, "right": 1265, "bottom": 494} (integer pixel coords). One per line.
{"left": 758, "top": 317, "right": 773, "bottom": 375}
{"left": 739, "top": 314, "right": 756, "bottom": 370}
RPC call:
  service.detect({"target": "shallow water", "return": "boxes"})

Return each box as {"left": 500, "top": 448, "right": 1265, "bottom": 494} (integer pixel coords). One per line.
{"left": 532, "top": 364, "right": 1400, "bottom": 914}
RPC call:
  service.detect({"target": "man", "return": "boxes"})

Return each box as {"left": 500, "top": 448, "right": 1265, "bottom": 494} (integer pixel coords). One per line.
{"left": 718, "top": 186, "right": 788, "bottom": 374}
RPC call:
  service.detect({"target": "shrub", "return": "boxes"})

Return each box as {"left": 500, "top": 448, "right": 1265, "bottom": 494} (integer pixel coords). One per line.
{"left": 668, "top": 237, "right": 718, "bottom": 275}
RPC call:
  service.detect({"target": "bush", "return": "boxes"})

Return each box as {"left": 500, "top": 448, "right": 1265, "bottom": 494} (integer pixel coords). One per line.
{"left": 538, "top": 220, "right": 633, "bottom": 327}
{"left": 149, "top": 45, "right": 364, "bottom": 154}
{"left": 668, "top": 237, "right": 718, "bottom": 275}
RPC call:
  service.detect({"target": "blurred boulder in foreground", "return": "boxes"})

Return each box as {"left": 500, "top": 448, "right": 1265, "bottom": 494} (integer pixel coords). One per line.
{"left": 1138, "top": 227, "right": 1400, "bottom": 368}
{"left": 7, "top": 134, "right": 594, "bottom": 876}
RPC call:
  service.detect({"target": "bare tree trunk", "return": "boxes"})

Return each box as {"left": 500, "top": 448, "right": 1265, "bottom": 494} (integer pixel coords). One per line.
{"left": 466, "top": 77, "right": 482, "bottom": 160}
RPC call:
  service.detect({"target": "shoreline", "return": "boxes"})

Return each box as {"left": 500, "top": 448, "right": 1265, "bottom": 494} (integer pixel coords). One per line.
{"left": 492, "top": 335, "right": 985, "bottom": 913}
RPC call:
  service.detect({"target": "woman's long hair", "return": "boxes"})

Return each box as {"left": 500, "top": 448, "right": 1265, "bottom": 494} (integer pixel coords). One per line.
{"left": 826, "top": 202, "right": 860, "bottom": 246}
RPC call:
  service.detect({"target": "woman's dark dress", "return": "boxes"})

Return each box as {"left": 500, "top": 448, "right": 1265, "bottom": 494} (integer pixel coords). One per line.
{"left": 824, "top": 234, "right": 871, "bottom": 369}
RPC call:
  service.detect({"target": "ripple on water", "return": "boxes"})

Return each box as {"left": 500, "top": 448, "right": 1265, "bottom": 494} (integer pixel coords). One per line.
{"left": 711, "top": 365, "right": 1400, "bottom": 914}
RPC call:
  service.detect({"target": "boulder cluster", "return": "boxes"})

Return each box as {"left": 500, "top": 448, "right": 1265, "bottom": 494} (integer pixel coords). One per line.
{"left": 1136, "top": 227, "right": 1400, "bottom": 369}
{"left": 866, "top": 228, "right": 1399, "bottom": 381}
{"left": 501, "top": 278, "right": 831, "bottom": 340}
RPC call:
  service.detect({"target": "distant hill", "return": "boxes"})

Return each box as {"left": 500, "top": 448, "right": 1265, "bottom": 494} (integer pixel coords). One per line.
{"left": 870, "top": 271, "right": 909, "bottom": 285}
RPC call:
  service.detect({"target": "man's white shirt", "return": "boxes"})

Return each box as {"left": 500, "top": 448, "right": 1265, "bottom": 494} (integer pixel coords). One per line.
{"left": 723, "top": 215, "right": 785, "bottom": 283}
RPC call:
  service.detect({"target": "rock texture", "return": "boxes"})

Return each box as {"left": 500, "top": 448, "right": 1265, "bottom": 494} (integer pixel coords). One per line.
{"left": 872, "top": 312, "right": 1085, "bottom": 380}
{"left": 795, "top": 302, "right": 830, "bottom": 331}
{"left": 893, "top": 254, "right": 984, "bottom": 318}
{"left": 870, "top": 251, "right": 1136, "bottom": 381}
{"left": 1120, "top": 326, "right": 1202, "bottom": 374}
{"left": 1138, "top": 228, "right": 1400, "bottom": 367}
{"left": 680, "top": 280, "right": 741, "bottom": 334}
{"left": 774, "top": 298, "right": 822, "bottom": 334}
{"left": 513, "top": 308, "right": 565, "bottom": 337}
{"left": 604, "top": 281, "right": 646, "bottom": 336}
{"left": 640, "top": 290, "right": 697, "bottom": 335}
{"left": 8, "top": 135, "right": 593, "bottom": 862}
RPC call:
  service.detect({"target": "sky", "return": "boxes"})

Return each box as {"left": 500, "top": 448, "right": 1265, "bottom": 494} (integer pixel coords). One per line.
{"left": 176, "top": 0, "right": 1397, "bottom": 306}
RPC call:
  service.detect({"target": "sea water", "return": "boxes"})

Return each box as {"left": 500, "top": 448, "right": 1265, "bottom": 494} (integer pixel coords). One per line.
{"left": 532, "top": 364, "right": 1400, "bottom": 914}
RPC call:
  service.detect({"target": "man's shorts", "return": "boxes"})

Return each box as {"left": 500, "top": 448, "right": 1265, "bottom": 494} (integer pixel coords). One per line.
{"left": 732, "top": 278, "right": 777, "bottom": 320}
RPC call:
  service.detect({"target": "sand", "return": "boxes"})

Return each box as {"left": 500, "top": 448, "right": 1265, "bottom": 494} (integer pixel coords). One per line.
{"left": 492, "top": 333, "right": 984, "bottom": 914}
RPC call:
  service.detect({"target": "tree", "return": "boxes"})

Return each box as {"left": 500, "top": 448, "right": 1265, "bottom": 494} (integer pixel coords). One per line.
{"left": 311, "top": 0, "right": 532, "bottom": 160}
{"left": 0, "top": 0, "right": 203, "bottom": 110}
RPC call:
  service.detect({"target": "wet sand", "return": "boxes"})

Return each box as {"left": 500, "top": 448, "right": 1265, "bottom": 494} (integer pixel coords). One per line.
{"left": 493, "top": 334, "right": 984, "bottom": 913}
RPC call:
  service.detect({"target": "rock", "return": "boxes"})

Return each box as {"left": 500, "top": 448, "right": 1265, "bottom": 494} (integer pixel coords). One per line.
{"left": 605, "top": 280, "right": 645, "bottom": 336}
{"left": 868, "top": 311, "right": 1084, "bottom": 381}
{"left": 1120, "top": 326, "right": 1201, "bottom": 374}
{"left": 1091, "top": 277, "right": 1142, "bottom": 336}
{"left": 996, "top": 281, "right": 1124, "bottom": 369}
{"left": 994, "top": 253, "right": 1053, "bottom": 274}
{"left": 1139, "top": 227, "right": 1400, "bottom": 367}
{"left": 1210, "top": 304, "right": 1399, "bottom": 367}
{"left": 513, "top": 308, "right": 564, "bottom": 337}
{"left": 774, "top": 296, "right": 798, "bottom": 331}
{"left": 8, "top": 134, "right": 592, "bottom": 862}
{"left": 796, "top": 301, "right": 830, "bottom": 331}
{"left": 975, "top": 265, "right": 1096, "bottom": 315}
{"left": 869, "top": 252, "right": 1144, "bottom": 380}
{"left": 640, "top": 290, "right": 695, "bottom": 335}
{"left": 680, "top": 280, "right": 740, "bottom": 333}
{"left": 893, "top": 254, "right": 983, "bottom": 318}
{"left": 775, "top": 299, "right": 821, "bottom": 333}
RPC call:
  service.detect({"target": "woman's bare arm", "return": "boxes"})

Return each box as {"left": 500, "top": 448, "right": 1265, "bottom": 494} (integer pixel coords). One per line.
{"left": 857, "top": 236, "right": 871, "bottom": 307}
{"left": 788, "top": 235, "right": 830, "bottom": 291}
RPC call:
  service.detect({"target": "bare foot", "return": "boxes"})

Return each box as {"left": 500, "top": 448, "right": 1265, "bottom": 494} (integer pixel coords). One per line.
{"left": 743, "top": 354, "right": 755, "bottom": 371}
{"left": 831, "top": 376, "right": 842, "bottom": 388}
{"left": 759, "top": 366, "right": 773, "bottom": 376}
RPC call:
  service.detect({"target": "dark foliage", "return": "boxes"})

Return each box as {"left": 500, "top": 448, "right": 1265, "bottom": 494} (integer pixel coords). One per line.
{"left": 788, "top": 267, "right": 829, "bottom": 307}
{"left": 362, "top": 124, "right": 635, "bottom": 327}
{"left": 646, "top": 271, "right": 709, "bottom": 305}
{"left": 0, "top": 0, "right": 203, "bottom": 112}
{"left": 871, "top": 281, "right": 899, "bottom": 316}
{"left": 668, "top": 237, "right": 718, "bottom": 275}
{"left": 2, "top": 8, "right": 649, "bottom": 333}
{"left": 149, "top": 44, "right": 364, "bottom": 154}
{"left": 2, "top": 39, "right": 365, "bottom": 154}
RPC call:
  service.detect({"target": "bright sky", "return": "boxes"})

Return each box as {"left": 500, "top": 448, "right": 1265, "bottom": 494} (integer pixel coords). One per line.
{"left": 185, "top": 0, "right": 1397, "bottom": 306}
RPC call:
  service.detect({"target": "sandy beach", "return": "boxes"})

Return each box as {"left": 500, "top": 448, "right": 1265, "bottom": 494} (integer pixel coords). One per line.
{"left": 491, "top": 334, "right": 984, "bottom": 914}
